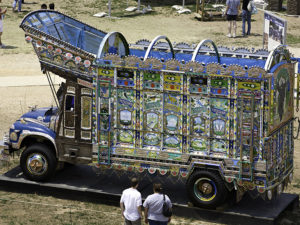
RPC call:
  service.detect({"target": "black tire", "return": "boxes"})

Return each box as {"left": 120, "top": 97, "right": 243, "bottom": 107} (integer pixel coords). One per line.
{"left": 20, "top": 143, "right": 57, "bottom": 181}
{"left": 186, "top": 170, "right": 228, "bottom": 209}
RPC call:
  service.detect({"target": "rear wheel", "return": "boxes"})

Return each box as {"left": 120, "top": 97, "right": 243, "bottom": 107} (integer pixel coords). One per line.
{"left": 186, "top": 170, "right": 228, "bottom": 209}
{"left": 20, "top": 143, "right": 57, "bottom": 181}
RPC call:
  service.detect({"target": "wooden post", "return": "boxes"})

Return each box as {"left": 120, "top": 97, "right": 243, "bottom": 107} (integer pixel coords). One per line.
{"left": 138, "top": 0, "right": 141, "bottom": 11}
{"left": 201, "top": 0, "right": 205, "bottom": 21}
{"left": 196, "top": 0, "right": 199, "bottom": 13}
{"left": 108, "top": 0, "right": 111, "bottom": 17}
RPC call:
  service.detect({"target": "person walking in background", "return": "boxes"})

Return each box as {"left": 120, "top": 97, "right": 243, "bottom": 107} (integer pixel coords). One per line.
{"left": 12, "top": 0, "right": 22, "bottom": 12}
{"left": 0, "top": 0, "right": 7, "bottom": 48}
{"left": 242, "top": 0, "right": 251, "bottom": 36}
{"left": 143, "top": 183, "right": 172, "bottom": 225}
{"left": 225, "top": 0, "right": 240, "bottom": 38}
{"left": 49, "top": 3, "right": 55, "bottom": 10}
{"left": 41, "top": 4, "right": 47, "bottom": 9}
{"left": 120, "top": 177, "right": 143, "bottom": 225}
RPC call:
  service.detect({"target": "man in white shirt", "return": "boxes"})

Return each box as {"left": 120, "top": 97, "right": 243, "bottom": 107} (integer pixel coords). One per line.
{"left": 120, "top": 177, "right": 143, "bottom": 225}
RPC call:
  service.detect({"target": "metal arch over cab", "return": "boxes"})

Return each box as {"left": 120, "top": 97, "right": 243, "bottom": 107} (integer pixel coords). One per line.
{"left": 97, "top": 31, "right": 130, "bottom": 59}
{"left": 144, "top": 35, "right": 175, "bottom": 61}
{"left": 191, "top": 39, "right": 220, "bottom": 63}
{"left": 264, "top": 45, "right": 292, "bottom": 71}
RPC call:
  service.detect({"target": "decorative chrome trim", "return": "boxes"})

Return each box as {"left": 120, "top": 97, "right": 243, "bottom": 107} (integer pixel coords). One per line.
{"left": 12, "top": 130, "right": 58, "bottom": 156}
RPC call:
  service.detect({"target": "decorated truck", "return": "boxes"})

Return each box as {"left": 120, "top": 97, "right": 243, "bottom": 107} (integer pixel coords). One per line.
{"left": 1, "top": 10, "right": 299, "bottom": 208}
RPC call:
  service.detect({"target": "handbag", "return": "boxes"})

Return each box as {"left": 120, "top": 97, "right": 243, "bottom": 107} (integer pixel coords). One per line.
{"left": 247, "top": 1, "right": 253, "bottom": 12}
{"left": 162, "top": 194, "right": 172, "bottom": 217}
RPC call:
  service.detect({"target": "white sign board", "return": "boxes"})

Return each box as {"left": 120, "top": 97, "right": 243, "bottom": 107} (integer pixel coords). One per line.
{"left": 263, "top": 11, "right": 287, "bottom": 51}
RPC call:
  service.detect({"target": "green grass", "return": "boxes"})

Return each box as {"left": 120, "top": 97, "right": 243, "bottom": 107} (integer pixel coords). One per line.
{"left": 287, "top": 34, "right": 300, "bottom": 45}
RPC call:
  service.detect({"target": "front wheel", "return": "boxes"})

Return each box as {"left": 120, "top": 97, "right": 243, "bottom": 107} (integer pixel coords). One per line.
{"left": 20, "top": 143, "right": 57, "bottom": 181}
{"left": 186, "top": 170, "right": 228, "bottom": 209}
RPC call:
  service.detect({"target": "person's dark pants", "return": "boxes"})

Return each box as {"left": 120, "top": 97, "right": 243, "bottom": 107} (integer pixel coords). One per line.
{"left": 148, "top": 219, "right": 168, "bottom": 225}
{"left": 242, "top": 10, "right": 251, "bottom": 35}
{"left": 124, "top": 218, "right": 141, "bottom": 225}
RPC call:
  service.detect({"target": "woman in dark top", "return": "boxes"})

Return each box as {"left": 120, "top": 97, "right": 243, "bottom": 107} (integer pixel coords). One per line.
{"left": 242, "top": 0, "right": 252, "bottom": 36}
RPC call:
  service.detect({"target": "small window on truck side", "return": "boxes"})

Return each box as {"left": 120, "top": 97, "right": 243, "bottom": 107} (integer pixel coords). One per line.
{"left": 65, "top": 95, "right": 75, "bottom": 111}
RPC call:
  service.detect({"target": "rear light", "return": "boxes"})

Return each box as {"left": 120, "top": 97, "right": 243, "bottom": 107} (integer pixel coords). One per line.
{"left": 258, "top": 186, "right": 265, "bottom": 193}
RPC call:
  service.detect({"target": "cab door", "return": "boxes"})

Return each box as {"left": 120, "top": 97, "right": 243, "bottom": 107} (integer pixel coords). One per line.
{"left": 56, "top": 81, "right": 93, "bottom": 163}
{"left": 64, "top": 84, "right": 76, "bottom": 139}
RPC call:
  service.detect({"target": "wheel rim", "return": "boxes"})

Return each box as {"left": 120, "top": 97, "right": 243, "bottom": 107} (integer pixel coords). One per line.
{"left": 194, "top": 177, "right": 217, "bottom": 202}
{"left": 26, "top": 153, "right": 48, "bottom": 176}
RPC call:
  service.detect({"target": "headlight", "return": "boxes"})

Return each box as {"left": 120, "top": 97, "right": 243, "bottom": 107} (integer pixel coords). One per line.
{"left": 289, "top": 173, "right": 293, "bottom": 182}
{"left": 10, "top": 132, "right": 18, "bottom": 141}
{"left": 49, "top": 116, "right": 57, "bottom": 131}
{"left": 267, "top": 190, "right": 272, "bottom": 200}
{"left": 277, "top": 184, "right": 282, "bottom": 195}
{"left": 20, "top": 118, "right": 26, "bottom": 124}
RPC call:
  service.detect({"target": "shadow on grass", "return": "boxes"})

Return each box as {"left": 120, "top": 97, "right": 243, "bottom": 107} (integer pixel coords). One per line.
{"left": 1, "top": 45, "right": 18, "bottom": 50}
{"left": 18, "top": 10, "right": 31, "bottom": 13}
{"left": 22, "top": 2, "right": 38, "bottom": 4}
{"left": 250, "top": 33, "right": 262, "bottom": 37}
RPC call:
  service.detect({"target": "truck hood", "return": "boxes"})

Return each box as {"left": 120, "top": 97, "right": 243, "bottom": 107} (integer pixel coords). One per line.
{"left": 21, "top": 107, "right": 58, "bottom": 124}
{"left": 9, "top": 107, "right": 58, "bottom": 144}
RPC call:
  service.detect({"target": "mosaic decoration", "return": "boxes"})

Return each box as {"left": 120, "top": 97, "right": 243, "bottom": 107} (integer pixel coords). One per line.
{"left": 225, "top": 65, "right": 245, "bottom": 76}
{"left": 135, "top": 39, "right": 151, "bottom": 46}
{"left": 174, "top": 42, "right": 192, "bottom": 49}
{"left": 124, "top": 56, "right": 141, "bottom": 68}
{"left": 234, "top": 47, "right": 251, "bottom": 58}
{"left": 139, "top": 60, "right": 151, "bottom": 69}
{"left": 206, "top": 63, "right": 225, "bottom": 75}
{"left": 145, "top": 57, "right": 163, "bottom": 70}
{"left": 165, "top": 59, "right": 181, "bottom": 71}
{"left": 247, "top": 66, "right": 267, "bottom": 78}
{"left": 103, "top": 54, "right": 124, "bottom": 66}
{"left": 184, "top": 61, "right": 205, "bottom": 73}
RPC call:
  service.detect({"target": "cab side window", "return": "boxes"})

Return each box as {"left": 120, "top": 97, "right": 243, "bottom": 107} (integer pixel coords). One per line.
{"left": 65, "top": 95, "right": 75, "bottom": 111}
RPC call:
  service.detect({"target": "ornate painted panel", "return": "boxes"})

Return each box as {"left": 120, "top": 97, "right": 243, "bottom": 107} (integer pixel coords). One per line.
{"left": 143, "top": 71, "right": 161, "bottom": 90}
{"left": 116, "top": 89, "right": 136, "bottom": 147}
{"left": 163, "top": 93, "right": 182, "bottom": 152}
{"left": 142, "top": 92, "right": 163, "bottom": 149}
{"left": 189, "top": 76, "right": 208, "bottom": 94}
{"left": 188, "top": 96, "right": 209, "bottom": 155}
{"left": 269, "top": 63, "right": 294, "bottom": 134}
{"left": 210, "top": 98, "right": 229, "bottom": 157}
{"left": 117, "top": 69, "right": 135, "bottom": 88}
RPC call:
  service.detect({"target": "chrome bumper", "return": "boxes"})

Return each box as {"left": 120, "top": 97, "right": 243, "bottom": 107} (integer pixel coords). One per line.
{"left": 0, "top": 135, "right": 11, "bottom": 154}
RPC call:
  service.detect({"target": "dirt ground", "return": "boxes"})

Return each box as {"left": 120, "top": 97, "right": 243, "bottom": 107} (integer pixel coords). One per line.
{"left": 1, "top": 1, "right": 300, "bottom": 224}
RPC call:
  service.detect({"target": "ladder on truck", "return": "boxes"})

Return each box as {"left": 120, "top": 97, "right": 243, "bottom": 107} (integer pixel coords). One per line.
{"left": 98, "top": 80, "right": 112, "bottom": 165}
{"left": 239, "top": 96, "right": 255, "bottom": 182}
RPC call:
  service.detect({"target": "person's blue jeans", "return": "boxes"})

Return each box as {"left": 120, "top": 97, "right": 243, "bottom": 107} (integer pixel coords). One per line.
{"left": 148, "top": 220, "right": 168, "bottom": 225}
{"left": 13, "top": 0, "right": 22, "bottom": 12}
{"left": 242, "top": 10, "right": 251, "bottom": 35}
